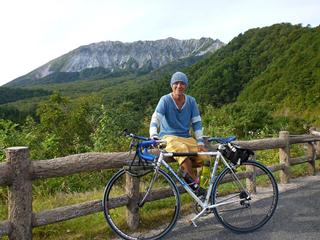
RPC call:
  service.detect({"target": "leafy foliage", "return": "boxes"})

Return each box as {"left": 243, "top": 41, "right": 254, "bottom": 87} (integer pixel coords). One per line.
{"left": 0, "top": 119, "right": 23, "bottom": 160}
{"left": 91, "top": 102, "right": 141, "bottom": 152}
{"left": 202, "top": 102, "right": 275, "bottom": 138}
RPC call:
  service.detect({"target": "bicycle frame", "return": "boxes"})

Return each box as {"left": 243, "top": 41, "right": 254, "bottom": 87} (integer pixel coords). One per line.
{"left": 124, "top": 134, "right": 251, "bottom": 226}
{"left": 146, "top": 150, "right": 250, "bottom": 227}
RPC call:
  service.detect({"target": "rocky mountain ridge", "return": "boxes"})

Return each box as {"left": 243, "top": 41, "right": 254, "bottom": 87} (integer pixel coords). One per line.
{"left": 7, "top": 37, "right": 224, "bottom": 87}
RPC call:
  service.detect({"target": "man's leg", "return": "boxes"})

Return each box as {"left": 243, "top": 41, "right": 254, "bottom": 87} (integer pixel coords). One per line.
{"left": 180, "top": 157, "right": 206, "bottom": 197}
{"left": 180, "top": 158, "right": 197, "bottom": 181}
{"left": 164, "top": 135, "right": 199, "bottom": 181}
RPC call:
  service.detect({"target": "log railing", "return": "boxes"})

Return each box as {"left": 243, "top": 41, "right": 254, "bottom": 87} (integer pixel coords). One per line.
{"left": 0, "top": 129, "right": 320, "bottom": 239}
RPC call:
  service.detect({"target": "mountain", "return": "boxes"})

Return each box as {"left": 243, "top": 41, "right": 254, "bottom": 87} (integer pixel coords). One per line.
{"left": 5, "top": 37, "right": 224, "bottom": 87}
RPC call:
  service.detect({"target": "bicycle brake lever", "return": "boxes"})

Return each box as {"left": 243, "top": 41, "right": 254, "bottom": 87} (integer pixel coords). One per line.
{"left": 122, "top": 128, "right": 130, "bottom": 137}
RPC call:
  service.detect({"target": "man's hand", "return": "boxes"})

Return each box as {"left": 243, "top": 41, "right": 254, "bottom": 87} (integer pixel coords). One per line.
{"left": 151, "top": 136, "right": 160, "bottom": 140}
{"left": 198, "top": 145, "right": 207, "bottom": 152}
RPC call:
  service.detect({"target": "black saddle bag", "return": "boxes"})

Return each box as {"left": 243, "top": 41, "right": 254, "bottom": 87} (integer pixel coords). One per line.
{"left": 219, "top": 143, "right": 254, "bottom": 165}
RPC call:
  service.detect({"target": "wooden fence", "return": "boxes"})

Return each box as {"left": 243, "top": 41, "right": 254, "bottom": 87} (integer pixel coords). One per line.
{"left": 0, "top": 129, "right": 320, "bottom": 239}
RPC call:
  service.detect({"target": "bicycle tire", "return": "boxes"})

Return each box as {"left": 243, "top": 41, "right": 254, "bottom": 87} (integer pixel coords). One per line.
{"left": 102, "top": 167, "right": 180, "bottom": 240}
{"left": 212, "top": 160, "right": 278, "bottom": 233}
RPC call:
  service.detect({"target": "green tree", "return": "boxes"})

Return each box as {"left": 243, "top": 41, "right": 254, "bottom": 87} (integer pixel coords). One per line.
{"left": 0, "top": 119, "right": 23, "bottom": 161}
{"left": 202, "top": 102, "right": 275, "bottom": 138}
{"left": 91, "top": 102, "right": 142, "bottom": 152}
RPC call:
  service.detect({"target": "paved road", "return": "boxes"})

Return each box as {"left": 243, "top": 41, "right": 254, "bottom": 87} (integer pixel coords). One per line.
{"left": 166, "top": 173, "right": 320, "bottom": 240}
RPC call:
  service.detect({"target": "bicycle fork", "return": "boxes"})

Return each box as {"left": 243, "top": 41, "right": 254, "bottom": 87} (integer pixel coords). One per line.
{"left": 138, "top": 167, "right": 159, "bottom": 207}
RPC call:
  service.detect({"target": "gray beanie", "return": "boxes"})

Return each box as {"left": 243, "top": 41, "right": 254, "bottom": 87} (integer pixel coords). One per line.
{"left": 170, "top": 72, "right": 188, "bottom": 87}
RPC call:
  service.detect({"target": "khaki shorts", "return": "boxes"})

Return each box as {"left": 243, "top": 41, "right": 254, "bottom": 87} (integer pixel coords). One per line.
{"left": 163, "top": 135, "right": 209, "bottom": 167}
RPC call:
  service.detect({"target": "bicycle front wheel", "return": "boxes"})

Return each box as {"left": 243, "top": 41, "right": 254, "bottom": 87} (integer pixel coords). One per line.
{"left": 103, "top": 167, "right": 180, "bottom": 240}
{"left": 212, "top": 160, "right": 278, "bottom": 233}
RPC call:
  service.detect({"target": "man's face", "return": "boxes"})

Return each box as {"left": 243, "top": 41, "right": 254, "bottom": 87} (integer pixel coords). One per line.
{"left": 171, "top": 81, "right": 186, "bottom": 96}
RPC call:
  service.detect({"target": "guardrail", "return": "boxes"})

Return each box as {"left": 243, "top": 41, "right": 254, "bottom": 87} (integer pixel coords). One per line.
{"left": 0, "top": 128, "right": 320, "bottom": 239}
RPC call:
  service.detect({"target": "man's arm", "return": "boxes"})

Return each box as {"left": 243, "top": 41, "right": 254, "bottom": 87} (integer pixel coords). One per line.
{"left": 191, "top": 99, "right": 204, "bottom": 145}
{"left": 149, "top": 111, "right": 160, "bottom": 138}
{"left": 149, "top": 97, "right": 165, "bottom": 139}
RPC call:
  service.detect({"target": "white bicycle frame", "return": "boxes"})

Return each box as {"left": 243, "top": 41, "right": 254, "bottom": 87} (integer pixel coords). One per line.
{"left": 152, "top": 150, "right": 250, "bottom": 227}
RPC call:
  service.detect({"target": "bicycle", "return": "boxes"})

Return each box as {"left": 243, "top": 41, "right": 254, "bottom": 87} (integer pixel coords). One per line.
{"left": 102, "top": 131, "right": 279, "bottom": 240}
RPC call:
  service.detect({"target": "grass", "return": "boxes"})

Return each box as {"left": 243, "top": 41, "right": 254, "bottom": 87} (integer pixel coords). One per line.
{"left": 32, "top": 213, "right": 111, "bottom": 240}
{"left": 0, "top": 188, "right": 115, "bottom": 240}
{"left": 0, "top": 179, "right": 196, "bottom": 240}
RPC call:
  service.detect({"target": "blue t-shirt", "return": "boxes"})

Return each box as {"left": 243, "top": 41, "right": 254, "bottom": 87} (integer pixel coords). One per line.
{"left": 149, "top": 93, "right": 204, "bottom": 144}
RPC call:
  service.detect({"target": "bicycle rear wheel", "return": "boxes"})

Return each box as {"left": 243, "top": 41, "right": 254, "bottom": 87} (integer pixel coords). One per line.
{"left": 103, "top": 167, "right": 180, "bottom": 240}
{"left": 212, "top": 160, "right": 278, "bottom": 233}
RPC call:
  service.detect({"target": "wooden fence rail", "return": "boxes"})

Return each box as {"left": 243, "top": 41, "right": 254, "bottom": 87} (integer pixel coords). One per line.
{"left": 1, "top": 129, "right": 320, "bottom": 239}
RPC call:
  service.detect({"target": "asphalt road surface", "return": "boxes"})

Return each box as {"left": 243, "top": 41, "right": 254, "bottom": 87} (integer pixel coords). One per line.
{"left": 166, "top": 173, "right": 320, "bottom": 240}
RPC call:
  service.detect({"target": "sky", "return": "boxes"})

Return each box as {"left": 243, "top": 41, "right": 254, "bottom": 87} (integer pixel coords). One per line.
{"left": 0, "top": 0, "right": 319, "bottom": 86}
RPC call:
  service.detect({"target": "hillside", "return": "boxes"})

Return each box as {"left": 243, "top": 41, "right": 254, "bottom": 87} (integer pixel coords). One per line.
{"left": 180, "top": 23, "right": 320, "bottom": 124}
{"left": 237, "top": 25, "right": 320, "bottom": 118}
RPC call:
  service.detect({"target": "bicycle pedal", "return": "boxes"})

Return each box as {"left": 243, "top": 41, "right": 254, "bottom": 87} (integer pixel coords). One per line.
{"left": 188, "top": 219, "right": 198, "bottom": 228}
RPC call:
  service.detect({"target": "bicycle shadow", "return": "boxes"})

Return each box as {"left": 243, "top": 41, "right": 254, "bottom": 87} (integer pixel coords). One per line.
{"left": 167, "top": 176, "right": 320, "bottom": 240}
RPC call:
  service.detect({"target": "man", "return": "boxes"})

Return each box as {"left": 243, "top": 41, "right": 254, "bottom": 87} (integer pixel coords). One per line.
{"left": 149, "top": 71, "right": 208, "bottom": 195}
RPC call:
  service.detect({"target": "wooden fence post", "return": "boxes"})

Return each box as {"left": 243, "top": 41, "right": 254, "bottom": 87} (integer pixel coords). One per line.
{"left": 125, "top": 173, "right": 140, "bottom": 230}
{"left": 246, "top": 165, "right": 256, "bottom": 193}
{"left": 279, "top": 131, "right": 290, "bottom": 184}
{"left": 310, "top": 127, "right": 320, "bottom": 158}
{"left": 6, "top": 147, "right": 32, "bottom": 240}
{"left": 316, "top": 142, "right": 320, "bottom": 158}
{"left": 307, "top": 142, "right": 316, "bottom": 175}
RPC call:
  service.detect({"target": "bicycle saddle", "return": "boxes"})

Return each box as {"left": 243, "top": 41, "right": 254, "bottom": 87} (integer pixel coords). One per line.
{"left": 208, "top": 136, "right": 236, "bottom": 144}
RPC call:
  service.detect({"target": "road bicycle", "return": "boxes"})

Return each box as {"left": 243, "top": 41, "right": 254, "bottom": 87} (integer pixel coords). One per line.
{"left": 102, "top": 131, "right": 279, "bottom": 240}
